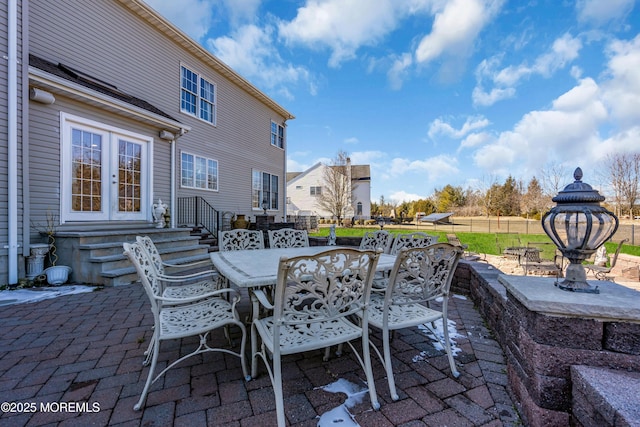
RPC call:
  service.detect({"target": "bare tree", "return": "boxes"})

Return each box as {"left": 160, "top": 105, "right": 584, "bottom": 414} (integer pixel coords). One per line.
{"left": 316, "top": 151, "right": 352, "bottom": 222}
{"left": 604, "top": 153, "right": 640, "bottom": 219}
{"left": 540, "top": 162, "right": 569, "bottom": 198}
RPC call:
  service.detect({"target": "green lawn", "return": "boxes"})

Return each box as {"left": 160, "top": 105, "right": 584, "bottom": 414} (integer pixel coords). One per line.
{"left": 310, "top": 227, "right": 639, "bottom": 257}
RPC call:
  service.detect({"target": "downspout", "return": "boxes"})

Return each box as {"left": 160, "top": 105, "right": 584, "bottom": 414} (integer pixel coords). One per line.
{"left": 170, "top": 138, "right": 176, "bottom": 228}
{"left": 283, "top": 120, "right": 288, "bottom": 221}
{"left": 6, "top": 0, "right": 19, "bottom": 284}
{"left": 21, "top": 0, "right": 30, "bottom": 264}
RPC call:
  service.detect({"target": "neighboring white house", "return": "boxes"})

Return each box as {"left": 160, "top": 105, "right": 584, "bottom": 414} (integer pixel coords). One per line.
{"left": 286, "top": 160, "right": 371, "bottom": 221}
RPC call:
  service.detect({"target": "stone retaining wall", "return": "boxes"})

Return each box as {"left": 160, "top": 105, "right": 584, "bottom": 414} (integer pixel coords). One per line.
{"left": 453, "top": 261, "right": 640, "bottom": 427}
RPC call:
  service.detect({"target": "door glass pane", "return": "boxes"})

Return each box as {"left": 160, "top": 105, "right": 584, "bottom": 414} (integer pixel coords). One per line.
{"left": 118, "top": 139, "right": 142, "bottom": 213}
{"left": 71, "top": 128, "right": 102, "bottom": 212}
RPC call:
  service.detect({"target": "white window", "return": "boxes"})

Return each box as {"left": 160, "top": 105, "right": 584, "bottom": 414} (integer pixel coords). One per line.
{"left": 310, "top": 186, "right": 322, "bottom": 196}
{"left": 181, "top": 152, "right": 218, "bottom": 191}
{"left": 271, "top": 121, "right": 284, "bottom": 148}
{"left": 181, "top": 65, "right": 216, "bottom": 125}
{"left": 252, "top": 170, "right": 279, "bottom": 210}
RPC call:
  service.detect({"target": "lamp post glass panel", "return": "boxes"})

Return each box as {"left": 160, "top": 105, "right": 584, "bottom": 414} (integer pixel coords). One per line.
{"left": 541, "top": 167, "right": 618, "bottom": 293}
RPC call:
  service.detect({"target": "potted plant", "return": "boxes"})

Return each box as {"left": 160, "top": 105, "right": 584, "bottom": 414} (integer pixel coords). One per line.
{"left": 33, "top": 211, "right": 72, "bottom": 285}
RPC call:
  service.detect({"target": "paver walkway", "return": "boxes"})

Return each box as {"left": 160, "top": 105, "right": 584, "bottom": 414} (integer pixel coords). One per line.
{"left": 0, "top": 284, "right": 520, "bottom": 426}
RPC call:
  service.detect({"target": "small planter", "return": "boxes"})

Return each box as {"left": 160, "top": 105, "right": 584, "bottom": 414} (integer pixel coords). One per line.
{"left": 44, "top": 266, "right": 72, "bottom": 286}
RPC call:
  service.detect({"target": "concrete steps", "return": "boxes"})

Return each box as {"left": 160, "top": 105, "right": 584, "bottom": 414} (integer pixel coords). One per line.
{"left": 52, "top": 228, "right": 212, "bottom": 286}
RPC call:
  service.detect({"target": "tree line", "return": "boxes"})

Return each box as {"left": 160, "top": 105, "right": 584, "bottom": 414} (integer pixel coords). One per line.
{"left": 371, "top": 153, "right": 640, "bottom": 221}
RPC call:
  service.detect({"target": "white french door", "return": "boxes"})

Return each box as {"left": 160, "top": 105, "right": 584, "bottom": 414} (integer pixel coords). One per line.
{"left": 61, "top": 114, "right": 152, "bottom": 223}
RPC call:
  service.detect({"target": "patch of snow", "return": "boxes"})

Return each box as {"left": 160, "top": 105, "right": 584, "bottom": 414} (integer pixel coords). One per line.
{"left": 0, "top": 285, "right": 96, "bottom": 306}
{"left": 413, "top": 319, "right": 464, "bottom": 363}
{"left": 453, "top": 294, "right": 467, "bottom": 300}
{"left": 317, "top": 378, "right": 367, "bottom": 427}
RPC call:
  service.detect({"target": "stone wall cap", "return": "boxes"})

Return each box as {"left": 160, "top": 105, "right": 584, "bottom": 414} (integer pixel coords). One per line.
{"left": 498, "top": 274, "right": 640, "bottom": 322}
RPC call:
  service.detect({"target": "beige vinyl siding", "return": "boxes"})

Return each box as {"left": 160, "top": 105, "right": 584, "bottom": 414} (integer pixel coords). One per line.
{"left": 29, "top": 0, "right": 289, "bottom": 220}
{"left": 28, "top": 96, "right": 171, "bottom": 237}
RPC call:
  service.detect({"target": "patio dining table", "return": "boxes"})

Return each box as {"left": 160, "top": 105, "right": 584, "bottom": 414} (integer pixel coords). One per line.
{"left": 210, "top": 246, "right": 397, "bottom": 326}
{"left": 210, "top": 246, "right": 396, "bottom": 289}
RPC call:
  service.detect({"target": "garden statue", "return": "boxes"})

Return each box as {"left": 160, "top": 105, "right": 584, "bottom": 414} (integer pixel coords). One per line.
{"left": 152, "top": 199, "right": 168, "bottom": 228}
{"left": 594, "top": 245, "right": 608, "bottom": 267}
{"left": 328, "top": 224, "right": 336, "bottom": 245}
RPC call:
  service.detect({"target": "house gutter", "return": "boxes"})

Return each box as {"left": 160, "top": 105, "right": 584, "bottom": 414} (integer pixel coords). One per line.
{"left": 6, "top": 0, "right": 19, "bottom": 285}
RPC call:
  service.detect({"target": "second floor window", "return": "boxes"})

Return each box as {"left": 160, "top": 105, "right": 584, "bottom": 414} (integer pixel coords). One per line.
{"left": 181, "top": 65, "right": 216, "bottom": 125}
{"left": 271, "top": 121, "right": 284, "bottom": 148}
{"left": 310, "top": 186, "right": 322, "bottom": 196}
{"left": 181, "top": 152, "right": 218, "bottom": 191}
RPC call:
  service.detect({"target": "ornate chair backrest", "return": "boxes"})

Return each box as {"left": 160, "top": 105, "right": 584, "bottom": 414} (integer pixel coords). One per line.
{"left": 268, "top": 228, "right": 309, "bottom": 248}
{"left": 218, "top": 229, "right": 265, "bottom": 251}
{"left": 359, "top": 230, "right": 393, "bottom": 253}
{"left": 123, "top": 242, "right": 162, "bottom": 316}
{"left": 136, "top": 236, "right": 166, "bottom": 275}
{"left": 272, "top": 248, "right": 380, "bottom": 334}
{"left": 385, "top": 243, "right": 463, "bottom": 309}
{"left": 389, "top": 232, "right": 437, "bottom": 255}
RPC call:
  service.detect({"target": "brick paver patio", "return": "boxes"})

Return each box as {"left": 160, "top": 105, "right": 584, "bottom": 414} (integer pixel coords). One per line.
{"left": 0, "top": 284, "right": 520, "bottom": 426}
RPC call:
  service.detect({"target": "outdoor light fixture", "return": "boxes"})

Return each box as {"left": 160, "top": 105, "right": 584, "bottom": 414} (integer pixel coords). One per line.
{"left": 262, "top": 199, "right": 268, "bottom": 215}
{"left": 541, "top": 167, "right": 618, "bottom": 293}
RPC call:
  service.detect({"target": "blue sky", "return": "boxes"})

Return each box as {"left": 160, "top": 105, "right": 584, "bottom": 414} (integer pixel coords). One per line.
{"left": 145, "top": 0, "right": 640, "bottom": 203}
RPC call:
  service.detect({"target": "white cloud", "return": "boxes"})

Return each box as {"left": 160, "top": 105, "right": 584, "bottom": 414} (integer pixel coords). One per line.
{"left": 389, "top": 190, "right": 424, "bottom": 203}
{"left": 207, "top": 24, "right": 314, "bottom": 98}
{"left": 576, "top": 0, "right": 636, "bottom": 26}
{"left": 415, "top": 0, "right": 504, "bottom": 64}
{"left": 144, "top": 0, "right": 215, "bottom": 41}
{"left": 601, "top": 34, "right": 640, "bottom": 128}
{"left": 277, "top": 0, "right": 401, "bottom": 68}
{"left": 387, "top": 155, "right": 459, "bottom": 180}
{"left": 471, "top": 77, "right": 609, "bottom": 178}
{"left": 387, "top": 53, "right": 413, "bottom": 90}
{"left": 428, "top": 116, "right": 491, "bottom": 139}
{"left": 344, "top": 137, "right": 359, "bottom": 144}
{"left": 459, "top": 131, "right": 494, "bottom": 150}
{"left": 532, "top": 33, "right": 582, "bottom": 77}
{"left": 473, "top": 33, "right": 582, "bottom": 107}
{"left": 286, "top": 157, "right": 313, "bottom": 173}
{"left": 349, "top": 151, "right": 387, "bottom": 167}
{"left": 221, "top": 0, "right": 261, "bottom": 26}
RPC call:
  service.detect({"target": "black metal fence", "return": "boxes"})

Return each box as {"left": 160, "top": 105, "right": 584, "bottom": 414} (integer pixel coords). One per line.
{"left": 405, "top": 218, "right": 639, "bottom": 246}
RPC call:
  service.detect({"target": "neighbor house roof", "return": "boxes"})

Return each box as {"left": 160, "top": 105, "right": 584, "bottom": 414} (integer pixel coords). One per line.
{"left": 287, "top": 163, "right": 371, "bottom": 184}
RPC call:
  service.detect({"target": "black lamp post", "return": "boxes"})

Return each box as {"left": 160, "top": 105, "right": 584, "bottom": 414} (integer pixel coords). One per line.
{"left": 541, "top": 167, "right": 618, "bottom": 293}
{"left": 262, "top": 198, "right": 268, "bottom": 216}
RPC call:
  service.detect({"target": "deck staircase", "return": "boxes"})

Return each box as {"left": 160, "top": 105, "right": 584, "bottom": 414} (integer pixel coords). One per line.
{"left": 53, "top": 227, "right": 214, "bottom": 287}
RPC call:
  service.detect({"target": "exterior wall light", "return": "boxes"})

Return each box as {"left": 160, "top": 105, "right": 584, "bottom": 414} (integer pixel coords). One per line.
{"left": 541, "top": 167, "right": 618, "bottom": 293}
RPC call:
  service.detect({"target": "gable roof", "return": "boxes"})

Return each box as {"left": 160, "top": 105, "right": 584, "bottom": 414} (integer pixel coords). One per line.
{"left": 119, "top": 0, "right": 294, "bottom": 121}
{"left": 287, "top": 162, "right": 371, "bottom": 184}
